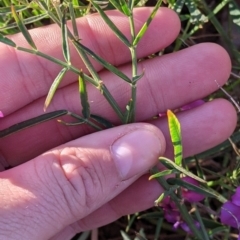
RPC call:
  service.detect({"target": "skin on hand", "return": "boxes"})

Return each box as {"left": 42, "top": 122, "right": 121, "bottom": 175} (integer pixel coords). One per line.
{"left": 0, "top": 7, "right": 237, "bottom": 240}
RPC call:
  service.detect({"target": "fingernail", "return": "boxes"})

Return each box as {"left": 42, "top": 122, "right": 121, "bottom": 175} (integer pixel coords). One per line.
{"left": 111, "top": 129, "right": 163, "bottom": 180}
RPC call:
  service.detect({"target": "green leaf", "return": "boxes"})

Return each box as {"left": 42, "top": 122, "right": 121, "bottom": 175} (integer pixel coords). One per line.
{"left": 61, "top": 12, "right": 70, "bottom": 63}
{"left": 0, "top": 13, "right": 48, "bottom": 31}
{"left": 91, "top": 1, "right": 131, "bottom": 47}
{"left": 90, "top": 114, "right": 114, "bottom": 129}
{"left": 69, "top": 2, "right": 79, "bottom": 39}
{"left": 72, "top": 41, "right": 125, "bottom": 122}
{"left": 159, "top": 157, "right": 206, "bottom": 183}
{"left": 137, "top": 212, "right": 164, "bottom": 219}
{"left": 67, "top": 112, "right": 103, "bottom": 130}
{"left": 167, "top": 110, "right": 182, "bottom": 165}
{"left": 0, "top": 33, "right": 16, "bottom": 47}
{"left": 149, "top": 169, "right": 178, "bottom": 180}
{"left": 0, "top": 5, "right": 28, "bottom": 15}
{"left": 167, "top": 177, "right": 222, "bottom": 199}
{"left": 128, "top": 0, "right": 134, "bottom": 10}
{"left": 171, "top": 0, "right": 185, "bottom": 14}
{"left": 0, "top": 110, "right": 68, "bottom": 138}
{"left": 79, "top": 71, "right": 90, "bottom": 119}
{"left": 120, "top": 231, "right": 131, "bottom": 240}
{"left": 155, "top": 187, "right": 179, "bottom": 206}
{"left": 74, "top": 40, "right": 132, "bottom": 83}
{"left": 185, "top": 0, "right": 208, "bottom": 24}
{"left": 118, "top": 0, "right": 131, "bottom": 16}
{"left": 132, "top": 71, "right": 144, "bottom": 84}
{"left": 11, "top": 5, "right": 37, "bottom": 50}
{"left": 133, "top": 0, "right": 163, "bottom": 46}
{"left": 229, "top": 1, "right": 240, "bottom": 27}
{"left": 44, "top": 68, "right": 68, "bottom": 111}
{"left": 108, "top": 0, "right": 124, "bottom": 14}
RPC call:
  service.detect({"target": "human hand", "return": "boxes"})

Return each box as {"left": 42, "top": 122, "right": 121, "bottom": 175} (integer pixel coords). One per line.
{"left": 0, "top": 7, "right": 237, "bottom": 239}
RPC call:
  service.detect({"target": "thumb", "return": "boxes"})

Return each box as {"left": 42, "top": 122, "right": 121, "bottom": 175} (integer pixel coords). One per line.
{"left": 0, "top": 123, "right": 165, "bottom": 239}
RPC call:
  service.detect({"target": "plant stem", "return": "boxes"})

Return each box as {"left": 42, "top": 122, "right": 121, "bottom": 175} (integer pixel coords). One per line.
{"left": 128, "top": 14, "right": 138, "bottom": 123}
{"left": 151, "top": 166, "right": 205, "bottom": 240}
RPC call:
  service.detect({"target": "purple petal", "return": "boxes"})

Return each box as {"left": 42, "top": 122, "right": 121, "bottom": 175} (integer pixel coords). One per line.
{"left": 220, "top": 201, "right": 240, "bottom": 228}
{"left": 181, "top": 177, "right": 205, "bottom": 203}
{"left": 0, "top": 111, "right": 3, "bottom": 118}
{"left": 173, "top": 221, "right": 180, "bottom": 229}
{"left": 180, "top": 221, "right": 200, "bottom": 233}
{"left": 164, "top": 209, "right": 180, "bottom": 223}
{"left": 231, "top": 187, "right": 240, "bottom": 206}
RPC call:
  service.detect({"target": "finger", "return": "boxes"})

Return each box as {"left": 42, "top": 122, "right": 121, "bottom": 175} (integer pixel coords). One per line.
{"left": 153, "top": 99, "right": 237, "bottom": 159}
{"left": 0, "top": 123, "right": 165, "bottom": 239}
{"left": 66, "top": 174, "right": 161, "bottom": 233}
{"left": 0, "top": 98, "right": 236, "bottom": 171}
{"left": 0, "top": 7, "right": 180, "bottom": 115}
{"left": 50, "top": 174, "right": 161, "bottom": 240}
{"left": 0, "top": 43, "right": 233, "bottom": 165}
{"left": 51, "top": 99, "right": 237, "bottom": 233}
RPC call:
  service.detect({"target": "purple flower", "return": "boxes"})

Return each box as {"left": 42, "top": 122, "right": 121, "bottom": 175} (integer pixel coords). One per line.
{"left": 0, "top": 111, "right": 3, "bottom": 118}
{"left": 160, "top": 196, "right": 200, "bottom": 233}
{"left": 181, "top": 177, "right": 205, "bottom": 203}
{"left": 160, "top": 196, "right": 180, "bottom": 223}
{"left": 159, "top": 176, "right": 205, "bottom": 233}
{"left": 174, "top": 220, "right": 200, "bottom": 232}
{"left": 220, "top": 187, "right": 240, "bottom": 229}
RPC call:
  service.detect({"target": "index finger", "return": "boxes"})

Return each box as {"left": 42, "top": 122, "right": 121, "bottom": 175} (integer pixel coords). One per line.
{"left": 0, "top": 7, "right": 180, "bottom": 115}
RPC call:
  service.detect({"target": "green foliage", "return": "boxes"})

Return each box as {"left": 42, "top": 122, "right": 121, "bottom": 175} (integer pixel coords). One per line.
{"left": 1, "top": 0, "right": 240, "bottom": 239}
{"left": 167, "top": 110, "right": 182, "bottom": 166}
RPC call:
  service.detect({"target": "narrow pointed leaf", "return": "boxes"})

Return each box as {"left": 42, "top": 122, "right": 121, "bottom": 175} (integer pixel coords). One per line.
{"left": 69, "top": 2, "right": 79, "bottom": 39}
{"left": 0, "top": 13, "right": 48, "bottom": 31}
{"left": 0, "top": 110, "right": 68, "bottom": 138}
{"left": 149, "top": 169, "right": 178, "bottom": 180}
{"left": 132, "top": 71, "right": 144, "bottom": 84}
{"left": 133, "top": 0, "right": 162, "bottom": 46}
{"left": 128, "top": 0, "right": 134, "bottom": 10}
{"left": 137, "top": 212, "right": 164, "bottom": 219}
{"left": 90, "top": 114, "right": 114, "bottom": 129}
{"left": 167, "top": 178, "right": 221, "bottom": 199}
{"left": 0, "top": 33, "right": 16, "bottom": 47}
{"left": 185, "top": 0, "right": 208, "bottom": 24}
{"left": 44, "top": 68, "right": 68, "bottom": 111}
{"left": 74, "top": 40, "right": 131, "bottom": 83}
{"left": 167, "top": 110, "right": 182, "bottom": 165}
{"left": 172, "top": 0, "right": 185, "bottom": 13}
{"left": 108, "top": 0, "right": 124, "bottom": 14}
{"left": 57, "top": 119, "right": 85, "bottom": 126}
{"left": 11, "top": 5, "right": 37, "bottom": 50}
{"left": 0, "top": 5, "right": 28, "bottom": 15}
{"left": 91, "top": 1, "right": 131, "bottom": 47}
{"left": 72, "top": 42, "right": 124, "bottom": 122}
{"left": 79, "top": 71, "right": 90, "bottom": 119}
{"left": 61, "top": 12, "right": 70, "bottom": 63}
{"left": 159, "top": 157, "right": 206, "bottom": 183}
{"left": 229, "top": 1, "right": 240, "bottom": 27}
{"left": 118, "top": 0, "right": 131, "bottom": 16}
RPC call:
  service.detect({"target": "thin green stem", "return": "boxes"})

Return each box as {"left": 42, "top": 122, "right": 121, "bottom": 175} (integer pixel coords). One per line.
{"left": 193, "top": 203, "right": 210, "bottom": 240}
{"left": 68, "top": 112, "right": 103, "bottom": 130}
{"left": 16, "top": 46, "right": 97, "bottom": 86}
{"left": 128, "top": 14, "right": 138, "bottom": 123}
{"left": 36, "top": 1, "right": 125, "bottom": 122}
